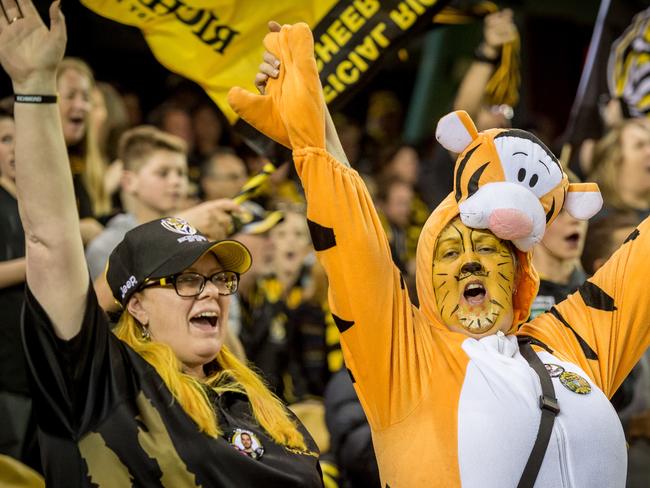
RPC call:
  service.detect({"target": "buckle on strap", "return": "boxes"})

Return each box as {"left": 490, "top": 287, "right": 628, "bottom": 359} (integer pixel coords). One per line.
{"left": 539, "top": 395, "right": 560, "bottom": 415}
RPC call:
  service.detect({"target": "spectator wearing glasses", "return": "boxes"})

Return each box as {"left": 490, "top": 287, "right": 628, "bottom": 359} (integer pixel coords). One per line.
{"left": 0, "top": 3, "right": 322, "bottom": 486}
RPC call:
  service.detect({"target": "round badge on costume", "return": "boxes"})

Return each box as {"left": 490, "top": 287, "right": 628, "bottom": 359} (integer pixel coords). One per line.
{"left": 559, "top": 371, "right": 592, "bottom": 395}
{"left": 544, "top": 363, "right": 565, "bottom": 378}
{"left": 230, "top": 428, "right": 265, "bottom": 460}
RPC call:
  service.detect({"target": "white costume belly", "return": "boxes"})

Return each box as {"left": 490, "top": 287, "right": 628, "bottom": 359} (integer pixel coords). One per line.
{"left": 457, "top": 333, "right": 626, "bottom": 487}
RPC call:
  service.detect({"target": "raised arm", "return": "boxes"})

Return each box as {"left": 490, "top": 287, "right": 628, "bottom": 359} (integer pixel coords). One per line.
{"left": 229, "top": 23, "right": 431, "bottom": 425}
{"left": 520, "top": 216, "right": 650, "bottom": 397}
{"left": 0, "top": 0, "right": 87, "bottom": 340}
{"left": 453, "top": 9, "right": 517, "bottom": 122}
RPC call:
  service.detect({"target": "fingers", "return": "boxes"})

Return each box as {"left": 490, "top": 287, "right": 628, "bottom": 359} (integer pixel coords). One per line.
{"left": 0, "top": 1, "right": 21, "bottom": 26}
{"left": 484, "top": 8, "right": 517, "bottom": 47}
{"left": 208, "top": 198, "right": 242, "bottom": 213}
{"left": 254, "top": 72, "right": 268, "bottom": 94}
{"left": 263, "top": 51, "right": 280, "bottom": 69}
{"left": 259, "top": 60, "right": 278, "bottom": 78}
{"left": 15, "top": 0, "right": 38, "bottom": 18}
{"left": 49, "top": 0, "right": 64, "bottom": 34}
{"left": 255, "top": 52, "right": 280, "bottom": 94}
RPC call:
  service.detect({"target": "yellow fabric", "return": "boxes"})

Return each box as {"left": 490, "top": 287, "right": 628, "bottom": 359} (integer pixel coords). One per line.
{"left": 81, "top": 0, "right": 336, "bottom": 123}
{"left": 228, "top": 21, "right": 650, "bottom": 487}
{"left": 0, "top": 455, "right": 45, "bottom": 488}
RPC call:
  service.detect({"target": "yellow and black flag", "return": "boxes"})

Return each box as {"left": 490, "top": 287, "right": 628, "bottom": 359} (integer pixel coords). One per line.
{"left": 81, "top": 0, "right": 451, "bottom": 123}
{"left": 608, "top": 6, "right": 650, "bottom": 118}
{"left": 562, "top": 0, "right": 644, "bottom": 171}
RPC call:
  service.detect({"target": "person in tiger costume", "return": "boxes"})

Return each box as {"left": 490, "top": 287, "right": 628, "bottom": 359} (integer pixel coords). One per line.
{"left": 228, "top": 21, "right": 647, "bottom": 488}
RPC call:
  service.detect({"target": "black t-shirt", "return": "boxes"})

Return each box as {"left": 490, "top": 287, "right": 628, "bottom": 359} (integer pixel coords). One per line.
{"left": 22, "top": 285, "right": 323, "bottom": 487}
{"left": 0, "top": 186, "right": 28, "bottom": 394}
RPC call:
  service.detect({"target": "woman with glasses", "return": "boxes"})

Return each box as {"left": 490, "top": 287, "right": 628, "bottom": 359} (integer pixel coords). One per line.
{"left": 0, "top": 3, "right": 322, "bottom": 486}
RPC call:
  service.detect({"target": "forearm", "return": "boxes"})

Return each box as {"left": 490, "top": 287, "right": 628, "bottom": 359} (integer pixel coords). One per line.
{"left": 15, "top": 81, "right": 81, "bottom": 244}
{"left": 0, "top": 257, "right": 26, "bottom": 288}
{"left": 453, "top": 61, "right": 495, "bottom": 121}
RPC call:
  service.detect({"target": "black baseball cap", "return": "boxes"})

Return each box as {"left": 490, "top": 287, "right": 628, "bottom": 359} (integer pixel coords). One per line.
{"left": 107, "top": 217, "right": 252, "bottom": 306}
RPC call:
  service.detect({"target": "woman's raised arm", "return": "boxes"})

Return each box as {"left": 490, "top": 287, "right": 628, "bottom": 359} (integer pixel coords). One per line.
{"left": 0, "top": 0, "right": 87, "bottom": 339}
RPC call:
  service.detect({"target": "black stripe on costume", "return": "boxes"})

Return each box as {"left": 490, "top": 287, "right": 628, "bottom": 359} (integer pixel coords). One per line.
{"left": 579, "top": 281, "right": 617, "bottom": 312}
{"left": 545, "top": 197, "right": 556, "bottom": 223}
{"left": 307, "top": 219, "right": 336, "bottom": 251}
{"left": 467, "top": 162, "right": 490, "bottom": 199}
{"left": 332, "top": 314, "right": 354, "bottom": 333}
{"left": 347, "top": 368, "right": 356, "bottom": 384}
{"left": 549, "top": 307, "right": 598, "bottom": 360}
{"left": 454, "top": 144, "right": 480, "bottom": 202}
{"left": 624, "top": 228, "right": 640, "bottom": 243}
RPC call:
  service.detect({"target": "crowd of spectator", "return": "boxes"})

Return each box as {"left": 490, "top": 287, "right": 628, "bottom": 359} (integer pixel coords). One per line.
{"left": 1, "top": 6, "right": 649, "bottom": 488}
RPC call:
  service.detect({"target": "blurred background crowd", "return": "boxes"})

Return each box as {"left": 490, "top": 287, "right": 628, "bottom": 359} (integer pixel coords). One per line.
{"left": 1, "top": 1, "right": 650, "bottom": 487}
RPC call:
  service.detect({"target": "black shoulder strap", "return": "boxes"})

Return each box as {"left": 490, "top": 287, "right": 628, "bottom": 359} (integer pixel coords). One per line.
{"left": 517, "top": 336, "right": 560, "bottom": 488}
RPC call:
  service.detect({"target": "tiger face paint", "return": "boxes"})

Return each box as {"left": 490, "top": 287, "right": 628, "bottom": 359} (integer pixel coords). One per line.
{"left": 432, "top": 217, "right": 516, "bottom": 337}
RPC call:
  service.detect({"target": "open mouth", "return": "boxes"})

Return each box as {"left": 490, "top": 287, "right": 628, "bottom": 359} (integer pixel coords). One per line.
{"left": 67, "top": 116, "right": 85, "bottom": 131}
{"left": 190, "top": 311, "right": 219, "bottom": 329}
{"left": 463, "top": 281, "right": 486, "bottom": 306}
{"left": 565, "top": 232, "right": 580, "bottom": 245}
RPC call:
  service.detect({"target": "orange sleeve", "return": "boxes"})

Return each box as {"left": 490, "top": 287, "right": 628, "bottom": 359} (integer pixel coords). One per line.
{"left": 520, "top": 216, "right": 650, "bottom": 397}
{"left": 293, "top": 147, "right": 436, "bottom": 427}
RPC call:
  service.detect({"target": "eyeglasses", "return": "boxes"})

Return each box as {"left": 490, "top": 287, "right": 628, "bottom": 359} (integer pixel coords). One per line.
{"left": 143, "top": 271, "right": 239, "bottom": 297}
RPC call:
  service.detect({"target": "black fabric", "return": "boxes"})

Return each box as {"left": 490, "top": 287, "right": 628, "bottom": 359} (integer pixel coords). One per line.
{"left": 624, "top": 228, "right": 640, "bottom": 243}
{"left": 0, "top": 186, "right": 28, "bottom": 395}
{"left": 239, "top": 268, "right": 335, "bottom": 401}
{"left": 549, "top": 307, "right": 598, "bottom": 360}
{"left": 578, "top": 281, "right": 617, "bottom": 311}
{"left": 332, "top": 314, "right": 354, "bottom": 334}
{"left": 238, "top": 277, "right": 298, "bottom": 401}
{"left": 307, "top": 219, "right": 336, "bottom": 251}
{"left": 22, "top": 284, "right": 322, "bottom": 487}
{"left": 72, "top": 173, "right": 94, "bottom": 220}
{"left": 454, "top": 145, "right": 480, "bottom": 202}
{"left": 324, "top": 369, "right": 380, "bottom": 488}
{"left": 517, "top": 338, "right": 560, "bottom": 488}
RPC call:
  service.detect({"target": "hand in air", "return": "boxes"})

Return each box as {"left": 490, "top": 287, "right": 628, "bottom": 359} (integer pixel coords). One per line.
{"left": 0, "top": 0, "right": 66, "bottom": 91}
{"left": 481, "top": 9, "right": 517, "bottom": 59}
{"left": 228, "top": 21, "right": 325, "bottom": 150}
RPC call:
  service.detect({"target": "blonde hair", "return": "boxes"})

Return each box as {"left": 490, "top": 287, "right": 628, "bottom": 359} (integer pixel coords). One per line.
{"left": 58, "top": 58, "right": 111, "bottom": 216}
{"left": 113, "top": 312, "right": 310, "bottom": 451}
{"left": 590, "top": 118, "right": 650, "bottom": 211}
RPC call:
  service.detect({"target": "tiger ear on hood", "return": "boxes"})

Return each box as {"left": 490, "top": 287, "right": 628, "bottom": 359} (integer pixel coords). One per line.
{"left": 564, "top": 182, "right": 603, "bottom": 220}
{"left": 435, "top": 110, "right": 479, "bottom": 153}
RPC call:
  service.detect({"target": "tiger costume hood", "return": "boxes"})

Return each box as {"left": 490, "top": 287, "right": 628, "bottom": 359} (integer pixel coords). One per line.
{"left": 418, "top": 111, "right": 602, "bottom": 332}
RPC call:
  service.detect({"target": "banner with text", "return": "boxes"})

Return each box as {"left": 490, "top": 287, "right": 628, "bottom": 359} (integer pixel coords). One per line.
{"left": 82, "top": 0, "right": 450, "bottom": 123}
